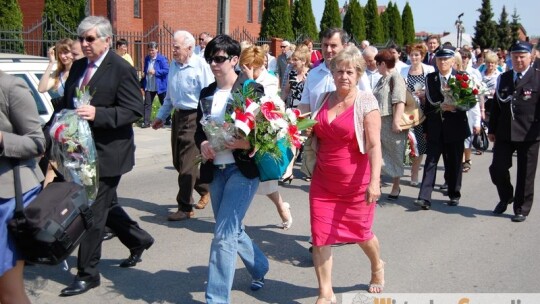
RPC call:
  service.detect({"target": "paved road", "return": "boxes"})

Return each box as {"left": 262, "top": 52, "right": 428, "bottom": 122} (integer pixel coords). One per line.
{"left": 24, "top": 126, "right": 540, "bottom": 303}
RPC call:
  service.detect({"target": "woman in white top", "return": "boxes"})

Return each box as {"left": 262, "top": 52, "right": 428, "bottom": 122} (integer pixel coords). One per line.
{"left": 400, "top": 43, "right": 435, "bottom": 186}
{"left": 239, "top": 46, "right": 293, "bottom": 230}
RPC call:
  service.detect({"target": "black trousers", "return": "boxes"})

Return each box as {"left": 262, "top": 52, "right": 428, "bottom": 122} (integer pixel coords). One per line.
{"left": 105, "top": 195, "right": 153, "bottom": 251}
{"left": 143, "top": 91, "right": 167, "bottom": 124}
{"left": 171, "top": 109, "right": 209, "bottom": 212}
{"left": 76, "top": 176, "right": 121, "bottom": 281}
{"left": 489, "top": 140, "right": 540, "bottom": 216}
{"left": 418, "top": 140, "right": 464, "bottom": 202}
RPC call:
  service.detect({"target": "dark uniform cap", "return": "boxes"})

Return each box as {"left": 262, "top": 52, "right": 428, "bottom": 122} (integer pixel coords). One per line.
{"left": 510, "top": 41, "right": 532, "bottom": 53}
{"left": 435, "top": 46, "right": 456, "bottom": 58}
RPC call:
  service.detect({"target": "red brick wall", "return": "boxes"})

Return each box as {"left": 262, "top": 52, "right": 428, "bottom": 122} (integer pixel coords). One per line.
{"left": 229, "top": 0, "right": 261, "bottom": 36}
{"left": 20, "top": 0, "right": 45, "bottom": 28}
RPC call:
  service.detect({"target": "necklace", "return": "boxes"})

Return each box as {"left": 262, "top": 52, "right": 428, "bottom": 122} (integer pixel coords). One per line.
{"left": 331, "top": 91, "right": 356, "bottom": 117}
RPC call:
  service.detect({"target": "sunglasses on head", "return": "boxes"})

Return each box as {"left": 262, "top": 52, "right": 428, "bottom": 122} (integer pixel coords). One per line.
{"left": 78, "top": 36, "right": 98, "bottom": 43}
{"left": 206, "top": 55, "right": 231, "bottom": 64}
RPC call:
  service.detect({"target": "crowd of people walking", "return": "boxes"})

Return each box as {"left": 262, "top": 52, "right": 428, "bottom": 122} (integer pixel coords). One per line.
{"left": 1, "top": 14, "right": 540, "bottom": 303}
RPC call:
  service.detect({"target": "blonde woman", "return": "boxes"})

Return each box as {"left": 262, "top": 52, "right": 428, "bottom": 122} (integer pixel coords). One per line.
{"left": 239, "top": 46, "right": 293, "bottom": 229}
{"left": 38, "top": 38, "right": 74, "bottom": 96}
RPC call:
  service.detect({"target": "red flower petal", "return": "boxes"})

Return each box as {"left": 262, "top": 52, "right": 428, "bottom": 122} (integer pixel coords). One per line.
{"left": 260, "top": 101, "right": 281, "bottom": 120}
{"left": 462, "top": 74, "right": 469, "bottom": 81}
{"left": 456, "top": 74, "right": 463, "bottom": 81}
{"left": 461, "top": 82, "right": 468, "bottom": 89}
{"left": 472, "top": 88, "right": 479, "bottom": 95}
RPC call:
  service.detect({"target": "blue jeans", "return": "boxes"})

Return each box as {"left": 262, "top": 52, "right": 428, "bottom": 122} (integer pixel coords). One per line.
{"left": 205, "top": 164, "right": 268, "bottom": 304}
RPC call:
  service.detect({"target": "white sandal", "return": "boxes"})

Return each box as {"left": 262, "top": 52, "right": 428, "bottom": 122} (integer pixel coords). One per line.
{"left": 368, "top": 260, "right": 385, "bottom": 293}
{"left": 281, "top": 202, "right": 293, "bottom": 230}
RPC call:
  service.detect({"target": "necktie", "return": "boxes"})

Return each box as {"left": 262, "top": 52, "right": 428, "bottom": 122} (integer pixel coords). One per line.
{"left": 515, "top": 72, "right": 522, "bottom": 86}
{"left": 80, "top": 62, "right": 95, "bottom": 89}
{"left": 429, "top": 53, "right": 434, "bottom": 65}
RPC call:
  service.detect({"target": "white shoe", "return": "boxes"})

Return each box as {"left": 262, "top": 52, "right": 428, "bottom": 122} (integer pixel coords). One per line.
{"left": 281, "top": 202, "right": 293, "bottom": 230}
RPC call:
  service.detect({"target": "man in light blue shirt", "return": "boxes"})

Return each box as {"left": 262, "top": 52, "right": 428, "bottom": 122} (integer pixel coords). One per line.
{"left": 152, "top": 30, "right": 214, "bottom": 221}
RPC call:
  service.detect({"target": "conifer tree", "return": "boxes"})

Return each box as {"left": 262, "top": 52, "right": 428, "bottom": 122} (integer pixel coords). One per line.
{"left": 260, "top": 0, "right": 294, "bottom": 40}
{"left": 292, "top": 0, "right": 319, "bottom": 40}
{"left": 319, "top": 0, "right": 342, "bottom": 34}
{"left": 401, "top": 2, "right": 415, "bottom": 46}
{"left": 510, "top": 8, "right": 521, "bottom": 42}
{"left": 473, "top": 0, "right": 498, "bottom": 49}
{"left": 343, "top": 0, "right": 365, "bottom": 42}
{"left": 390, "top": 2, "right": 404, "bottom": 45}
{"left": 497, "top": 6, "right": 512, "bottom": 51}
{"left": 380, "top": 3, "right": 390, "bottom": 42}
{"left": 0, "top": 0, "right": 24, "bottom": 53}
{"left": 364, "top": 0, "right": 384, "bottom": 43}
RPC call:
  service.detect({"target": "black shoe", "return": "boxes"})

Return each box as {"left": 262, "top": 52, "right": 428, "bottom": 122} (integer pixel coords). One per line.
{"left": 103, "top": 231, "right": 116, "bottom": 241}
{"left": 448, "top": 198, "right": 460, "bottom": 206}
{"left": 387, "top": 188, "right": 401, "bottom": 200}
{"left": 414, "top": 199, "right": 431, "bottom": 210}
{"left": 439, "top": 183, "right": 448, "bottom": 190}
{"left": 141, "top": 123, "right": 150, "bottom": 129}
{"left": 511, "top": 214, "right": 527, "bottom": 222}
{"left": 60, "top": 279, "right": 100, "bottom": 296}
{"left": 493, "top": 198, "right": 514, "bottom": 215}
{"left": 120, "top": 238, "right": 154, "bottom": 268}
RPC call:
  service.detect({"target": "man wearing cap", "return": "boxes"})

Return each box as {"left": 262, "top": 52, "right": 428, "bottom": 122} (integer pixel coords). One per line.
{"left": 414, "top": 46, "right": 471, "bottom": 210}
{"left": 489, "top": 41, "right": 540, "bottom": 222}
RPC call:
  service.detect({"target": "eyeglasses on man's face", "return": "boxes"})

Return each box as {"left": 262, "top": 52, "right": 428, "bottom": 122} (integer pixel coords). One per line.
{"left": 78, "top": 36, "right": 98, "bottom": 43}
{"left": 206, "top": 55, "right": 232, "bottom": 64}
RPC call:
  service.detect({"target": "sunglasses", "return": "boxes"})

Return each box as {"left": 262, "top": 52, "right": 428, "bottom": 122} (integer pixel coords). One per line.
{"left": 206, "top": 55, "right": 231, "bottom": 64}
{"left": 199, "top": 38, "right": 205, "bottom": 41}
{"left": 78, "top": 36, "right": 98, "bottom": 43}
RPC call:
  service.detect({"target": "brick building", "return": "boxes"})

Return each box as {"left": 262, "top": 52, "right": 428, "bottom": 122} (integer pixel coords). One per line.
{"left": 18, "top": 0, "right": 264, "bottom": 69}
{"left": 20, "top": 0, "right": 263, "bottom": 37}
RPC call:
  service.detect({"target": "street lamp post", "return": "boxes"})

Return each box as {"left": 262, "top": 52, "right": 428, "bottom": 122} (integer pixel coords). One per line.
{"left": 455, "top": 13, "right": 464, "bottom": 48}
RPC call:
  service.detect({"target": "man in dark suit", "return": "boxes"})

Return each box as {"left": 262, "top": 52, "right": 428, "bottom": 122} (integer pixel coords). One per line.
{"left": 414, "top": 47, "right": 471, "bottom": 210}
{"left": 59, "top": 16, "right": 153, "bottom": 296}
{"left": 423, "top": 35, "right": 440, "bottom": 67}
{"left": 489, "top": 41, "right": 540, "bottom": 222}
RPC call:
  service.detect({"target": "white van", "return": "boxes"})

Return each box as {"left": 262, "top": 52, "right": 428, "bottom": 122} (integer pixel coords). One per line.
{"left": 0, "top": 53, "right": 56, "bottom": 125}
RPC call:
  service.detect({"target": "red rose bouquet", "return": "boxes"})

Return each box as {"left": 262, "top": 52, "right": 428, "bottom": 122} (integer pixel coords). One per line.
{"left": 442, "top": 72, "right": 480, "bottom": 111}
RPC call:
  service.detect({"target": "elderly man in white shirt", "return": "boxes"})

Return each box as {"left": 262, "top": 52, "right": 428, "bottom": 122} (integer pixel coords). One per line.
{"left": 152, "top": 30, "right": 215, "bottom": 221}
{"left": 362, "top": 46, "right": 382, "bottom": 90}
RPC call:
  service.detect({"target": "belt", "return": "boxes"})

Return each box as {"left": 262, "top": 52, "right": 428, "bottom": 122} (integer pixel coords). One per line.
{"left": 174, "top": 108, "right": 197, "bottom": 113}
{"left": 214, "top": 163, "right": 235, "bottom": 169}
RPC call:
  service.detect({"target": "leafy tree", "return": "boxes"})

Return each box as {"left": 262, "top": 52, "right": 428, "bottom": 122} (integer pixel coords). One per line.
{"left": 473, "top": 0, "right": 498, "bottom": 49}
{"left": 497, "top": 6, "right": 512, "bottom": 51}
{"left": 389, "top": 2, "right": 403, "bottom": 45}
{"left": 364, "top": 0, "right": 383, "bottom": 44}
{"left": 319, "top": 0, "right": 342, "bottom": 34}
{"left": 0, "top": 0, "right": 24, "bottom": 53}
{"left": 260, "top": 0, "right": 294, "bottom": 40}
{"left": 510, "top": 8, "right": 521, "bottom": 42}
{"left": 343, "top": 0, "right": 365, "bottom": 42}
{"left": 292, "top": 0, "right": 318, "bottom": 40}
{"left": 43, "top": 0, "right": 85, "bottom": 41}
{"left": 401, "top": 2, "right": 415, "bottom": 46}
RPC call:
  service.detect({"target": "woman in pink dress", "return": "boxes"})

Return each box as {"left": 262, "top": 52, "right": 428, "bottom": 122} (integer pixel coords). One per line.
{"left": 309, "top": 46, "right": 384, "bottom": 303}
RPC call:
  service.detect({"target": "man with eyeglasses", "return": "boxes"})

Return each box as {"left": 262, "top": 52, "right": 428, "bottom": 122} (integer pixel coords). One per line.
{"left": 152, "top": 30, "right": 214, "bottom": 221}
{"left": 195, "top": 32, "right": 212, "bottom": 57}
{"left": 276, "top": 40, "right": 291, "bottom": 88}
{"left": 57, "top": 16, "right": 152, "bottom": 296}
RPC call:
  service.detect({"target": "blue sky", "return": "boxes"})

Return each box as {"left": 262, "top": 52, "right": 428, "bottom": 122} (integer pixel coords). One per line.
{"left": 312, "top": 0, "right": 538, "bottom": 37}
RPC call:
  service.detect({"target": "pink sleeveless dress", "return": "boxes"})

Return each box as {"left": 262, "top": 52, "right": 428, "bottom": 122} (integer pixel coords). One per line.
{"left": 310, "top": 102, "right": 375, "bottom": 246}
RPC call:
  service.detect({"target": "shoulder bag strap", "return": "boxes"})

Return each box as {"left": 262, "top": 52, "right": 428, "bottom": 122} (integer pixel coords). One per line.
{"left": 11, "top": 159, "right": 25, "bottom": 220}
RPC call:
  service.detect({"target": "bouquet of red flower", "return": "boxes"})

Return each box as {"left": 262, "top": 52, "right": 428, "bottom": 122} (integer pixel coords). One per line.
{"left": 442, "top": 72, "right": 480, "bottom": 111}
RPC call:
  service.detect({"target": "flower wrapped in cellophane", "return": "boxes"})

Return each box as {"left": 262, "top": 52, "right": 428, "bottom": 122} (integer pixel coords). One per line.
{"left": 442, "top": 71, "right": 481, "bottom": 111}
{"left": 49, "top": 87, "right": 98, "bottom": 204}
{"left": 199, "top": 96, "right": 238, "bottom": 155}
{"left": 225, "top": 81, "right": 317, "bottom": 180}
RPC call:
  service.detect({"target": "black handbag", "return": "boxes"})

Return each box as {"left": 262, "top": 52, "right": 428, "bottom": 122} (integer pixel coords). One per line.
{"left": 8, "top": 161, "right": 94, "bottom": 265}
{"left": 473, "top": 121, "right": 489, "bottom": 152}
